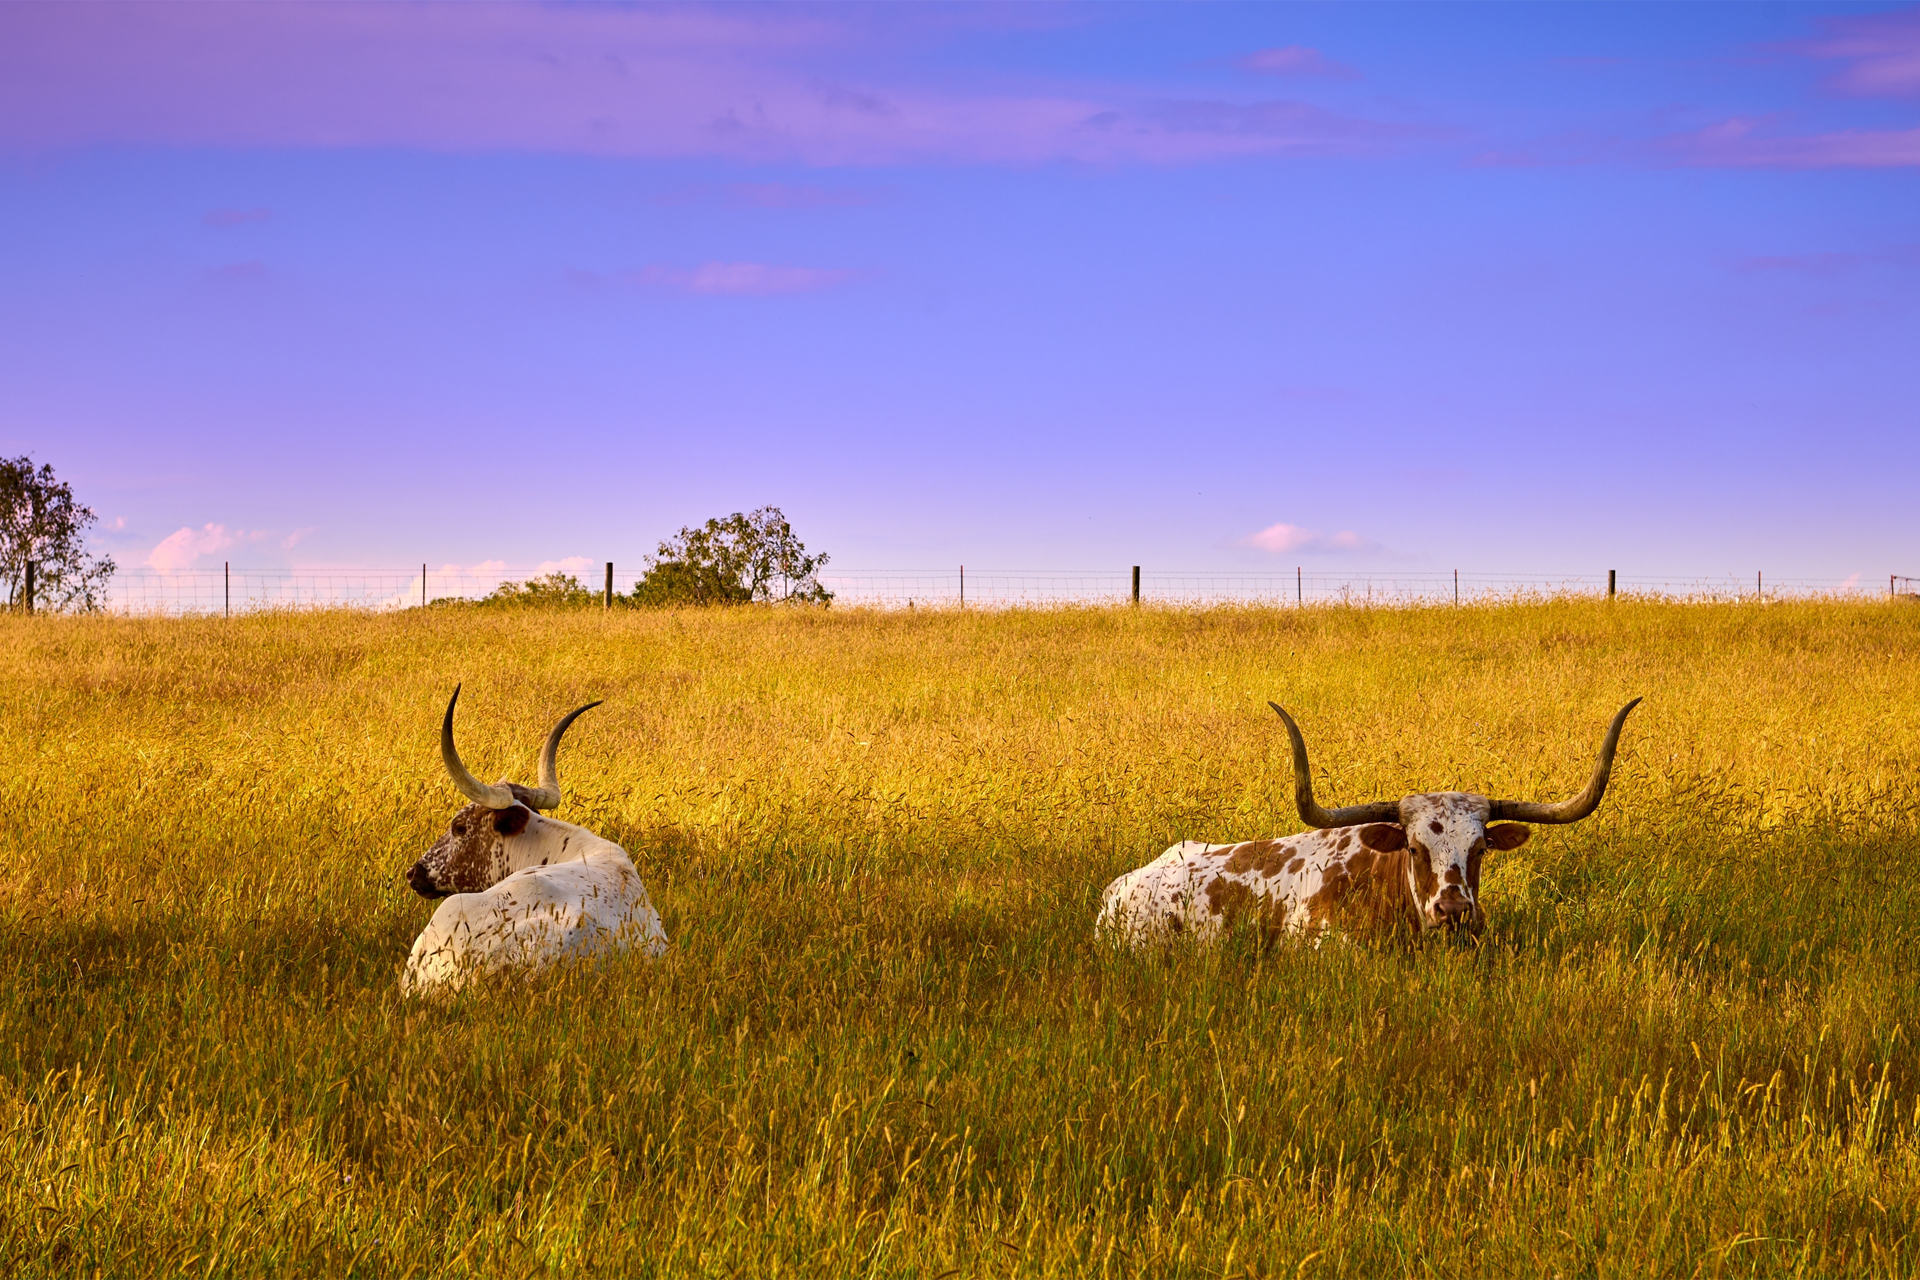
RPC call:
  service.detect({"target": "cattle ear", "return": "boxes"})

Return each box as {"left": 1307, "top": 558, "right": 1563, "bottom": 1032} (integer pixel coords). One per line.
{"left": 1359, "top": 823, "right": 1407, "bottom": 853}
{"left": 1487, "top": 823, "right": 1531, "bottom": 851}
{"left": 492, "top": 805, "right": 532, "bottom": 836}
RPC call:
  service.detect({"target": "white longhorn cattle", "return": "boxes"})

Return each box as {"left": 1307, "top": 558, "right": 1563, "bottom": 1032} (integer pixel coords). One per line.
{"left": 1096, "top": 699, "right": 1640, "bottom": 947}
{"left": 400, "top": 686, "right": 667, "bottom": 994}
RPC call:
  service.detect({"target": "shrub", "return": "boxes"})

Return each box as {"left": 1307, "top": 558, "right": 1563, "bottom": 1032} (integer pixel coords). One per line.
{"left": 480, "top": 571, "right": 595, "bottom": 609}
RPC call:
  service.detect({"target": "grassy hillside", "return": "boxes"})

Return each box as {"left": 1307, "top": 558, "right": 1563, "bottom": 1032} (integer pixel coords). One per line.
{"left": 4, "top": 599, "right": 1919, "bottom": 1277}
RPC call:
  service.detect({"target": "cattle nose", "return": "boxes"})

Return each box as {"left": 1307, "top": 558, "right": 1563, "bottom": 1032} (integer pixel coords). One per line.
{"left": 1433, "top": 896, "right": 1473, "bottom": 925}
{"left": 405, "top": 862, "right": 437, "bottom": 897}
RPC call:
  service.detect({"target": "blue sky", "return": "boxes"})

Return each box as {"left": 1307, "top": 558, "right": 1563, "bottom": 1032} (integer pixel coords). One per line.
{"left": 2, "top": 2, "right": 1916, "bottom": 581}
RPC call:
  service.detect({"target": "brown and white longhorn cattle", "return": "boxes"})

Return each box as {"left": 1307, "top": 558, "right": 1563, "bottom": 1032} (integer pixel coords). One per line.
{"left": 1096, "top": 699, "right": 1641, "bottom": 946}
{"left": 400, "top": 686, "right": 667, "bottom": 994}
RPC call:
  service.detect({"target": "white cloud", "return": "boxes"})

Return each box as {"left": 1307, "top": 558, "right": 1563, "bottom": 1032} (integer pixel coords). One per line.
{"left": 1239, "top": 521, "right": 1379, "bottom": 556}
{"left": 536, "top": 556, "right": 595, "bottom": 576}
{"left": 382, "top": 559, "right": 514, "bottom": 610}
{"left": 146, "top": 523, "right": 245, "bottom": 571}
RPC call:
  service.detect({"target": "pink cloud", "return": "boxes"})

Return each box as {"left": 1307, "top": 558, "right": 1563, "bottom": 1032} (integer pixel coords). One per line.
{"left": 1240, "top": 46, "right": 1360, "bottom": 81}
{"left": 728, "top": 182, "right": 884, "bottom": 209}
{"left": 1796, "top": 9, "right": 1920, "bottom": 98}
{"left": 1239, "top": 522, "right": 1378, "bottom": 556}
{"left": 1132, "top": 99, "right": 1414, "bottom": 152}
{"left": 203, "top": 207, "right": 272, "bottom": 227}
{"left": 1733, "top": 244, "right": 1920, "bottom": 278}
{"left": 647, "top": 182, "right": 884, "bottom": 209}
{"left": 146, "top": 523, "right": 272, "bottom": 571}
{"left": 0, "top": 3, "right": 1411, "bottom": 166}
{"left": 623, "top": 262, "right": 858, "bottom": 295}
{"left": 1661, "top": 116, "right": 1920, "bottom": 168}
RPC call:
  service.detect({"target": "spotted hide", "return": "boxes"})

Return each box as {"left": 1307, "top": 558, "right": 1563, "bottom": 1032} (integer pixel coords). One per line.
{"left": 400, "top": 687, "right": 667, "bottom": 995}
{"left": 1096, "top": 796, "right": 1532, "bottom": 946}
{"left": 1096, "top": 699, "right": 1640, "bottom": 948}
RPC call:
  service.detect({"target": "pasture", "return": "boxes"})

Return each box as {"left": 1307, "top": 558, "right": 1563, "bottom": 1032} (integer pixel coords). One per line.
{"left": 4, "top": 598, "right": 1919, "bottom": 1277}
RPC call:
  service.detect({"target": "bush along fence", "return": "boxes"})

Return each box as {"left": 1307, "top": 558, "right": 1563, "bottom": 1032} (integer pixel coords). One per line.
{"left": 31, "top": 561, "right": 1920, "bottom": 615}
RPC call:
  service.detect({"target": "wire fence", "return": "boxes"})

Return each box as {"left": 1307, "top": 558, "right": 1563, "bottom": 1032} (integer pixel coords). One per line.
{"left": 65, "top": 564, "right": 1919, "bottom": 615}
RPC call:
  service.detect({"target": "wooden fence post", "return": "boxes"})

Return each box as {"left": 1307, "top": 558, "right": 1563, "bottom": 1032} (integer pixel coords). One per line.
{"left": 960, "top": 565, "right": 965, "bottom": 606}
{"left": 1454, "top": 569, "right": 1458, "bottom": 605}
{"left": 1608, "top": 569, "right": 1616, "bottom": 598}
{"left": 225, "top": 561, "right": 230, "bottom": 617}
{"left": 1131, "top": 566, "right": 1139, "bottom": 605}
{"left": 422, "top": 564, "right": 427, "bottom": 610}
{"left": 604, "top": 562, "right": 613, "bottom": 611}
{"left": 23, "top": 559, "right": 33, "bottom": 615}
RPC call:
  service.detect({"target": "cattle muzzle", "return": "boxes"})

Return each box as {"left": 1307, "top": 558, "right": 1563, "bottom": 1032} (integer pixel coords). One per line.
{"left": 1430, "top": 893, "right": 1483, "bottom": 935}
{"left": 405, "top": 861, "right": 452, "bottom": 899}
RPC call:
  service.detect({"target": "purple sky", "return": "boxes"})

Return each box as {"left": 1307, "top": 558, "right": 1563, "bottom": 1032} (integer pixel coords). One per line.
{"left": 3, "top": 2, "right": 1917, "bottom": 580}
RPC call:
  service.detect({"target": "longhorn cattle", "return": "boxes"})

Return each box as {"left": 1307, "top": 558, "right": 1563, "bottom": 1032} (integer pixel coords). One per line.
{"left": 1096, "top": 699, "right": 1640, "bottom": 947}
{"left": 400, "top": 686, "right": 668, "bottom": 994}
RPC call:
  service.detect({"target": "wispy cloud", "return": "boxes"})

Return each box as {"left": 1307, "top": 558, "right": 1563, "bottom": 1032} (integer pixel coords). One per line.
{"left": 1239, "top": 46, "right": 1360, "bottom": 81}
{"left": 1239, "top": 522, "right": 1379, "bottom": 556}
{"left": 1735, "top": 244, "right": 1920, "bottom": 274}
{"left": 1795, "top": 9, "right": 1920, "bottom": 99}
{"left": 203, "top": 207, "right": 272, "bottom": 227}
{"left": 1081, "top": 98, "right": 1421, "bottom": 160}
{"left": 205, "top": 261, "right": 268, "bottom": 281}
{"left": 1660, "top": 117, "right": 1920, "bottom": 168}
{"left": 581, "top": 262, "right": 858, "bottom": 295}
{"left": 536, "top": 556, "right": 594, "bottom": 576}
{"left": 649, "top": 181, "right": 885, "bottom": 209}
{"left": 0, "top": 4, "right": 1416, "bottom": 166}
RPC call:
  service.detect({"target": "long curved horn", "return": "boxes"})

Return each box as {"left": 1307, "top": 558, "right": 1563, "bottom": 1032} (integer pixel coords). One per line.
{"left": 520, "top": 700, "right": 604, "bottom": 811}
{"left": 1489, "top": 697, "right": 1642, "bottom": 824}
{"left": 1269, "top": 703, "right": 1401, "bottom": 829}
{"left": 441, "top": 684, "right": 518, "bottom": 810}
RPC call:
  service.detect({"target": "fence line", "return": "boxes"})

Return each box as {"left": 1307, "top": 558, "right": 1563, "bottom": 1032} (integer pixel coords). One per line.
{"left": 59, "top": 564, "right": 1912, "bottom": 615}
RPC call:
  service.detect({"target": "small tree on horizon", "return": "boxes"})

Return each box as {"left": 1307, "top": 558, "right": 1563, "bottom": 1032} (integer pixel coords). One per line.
{"left": 0, "top": 456, "right": 116, "bottom": 611}
{"left": 633, "top": 507, "right": 831, "bottom": 607}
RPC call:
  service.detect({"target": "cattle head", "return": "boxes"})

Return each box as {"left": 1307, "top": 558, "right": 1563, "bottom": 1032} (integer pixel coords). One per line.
{"left": 404, "top": 685, "right": 602, "bottom": 899}
{"left": 1269, "top": 698, "right": 1641, "bottom": 934}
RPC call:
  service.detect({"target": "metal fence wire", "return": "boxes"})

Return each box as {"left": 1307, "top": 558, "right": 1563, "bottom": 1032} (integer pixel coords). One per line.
{"left": 74, "top": 565, "right": 1907, "bottom": 615}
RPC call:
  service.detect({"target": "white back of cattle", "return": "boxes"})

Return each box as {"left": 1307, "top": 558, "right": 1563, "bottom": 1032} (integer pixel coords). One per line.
{"left": 401, "top": 685, "right": 668, "bottom": 995}
{"left": 402, "top": 811, "right": 667, "bottom": 995}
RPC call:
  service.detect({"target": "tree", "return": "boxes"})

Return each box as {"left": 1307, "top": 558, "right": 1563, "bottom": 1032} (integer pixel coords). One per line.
{"left": 633, "top": 507, "right": 832, "bottom": 607}
{"left": 0, "top": 456, "right": 116, "bottom": 612}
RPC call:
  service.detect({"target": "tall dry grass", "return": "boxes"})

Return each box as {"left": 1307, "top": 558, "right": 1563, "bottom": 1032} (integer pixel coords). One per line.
{"left": 3, "top": 599, "right": 1919, "bottom": 1277}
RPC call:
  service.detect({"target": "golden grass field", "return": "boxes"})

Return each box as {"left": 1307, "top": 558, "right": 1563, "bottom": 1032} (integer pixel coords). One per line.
{"left": 4, "top": 598, "right": 1920, "bottom": 1277}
